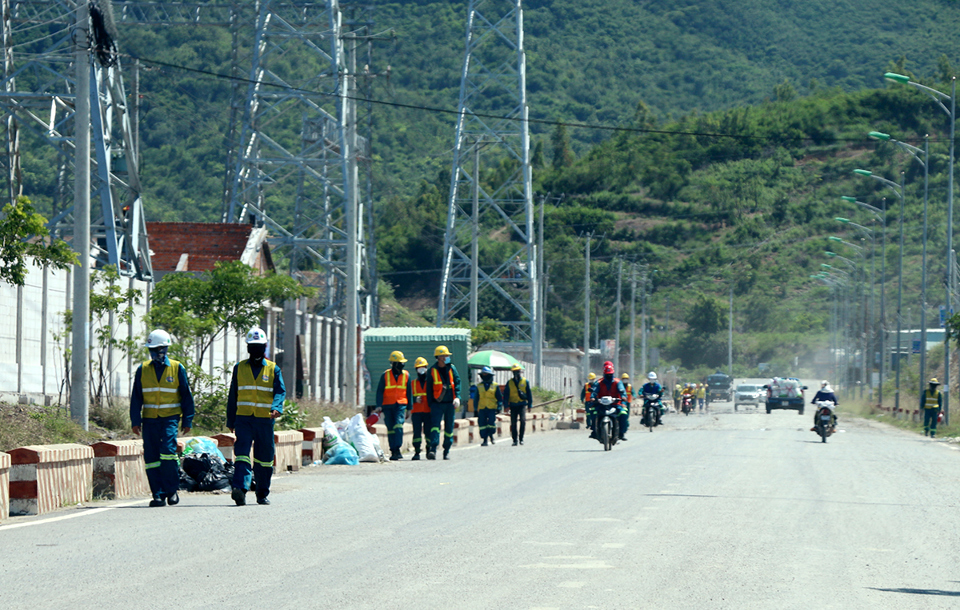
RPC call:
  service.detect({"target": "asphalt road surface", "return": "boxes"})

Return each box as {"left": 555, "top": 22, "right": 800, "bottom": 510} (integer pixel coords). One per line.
{"left": 3, "top": 398, "right": 960, "bottom": 609}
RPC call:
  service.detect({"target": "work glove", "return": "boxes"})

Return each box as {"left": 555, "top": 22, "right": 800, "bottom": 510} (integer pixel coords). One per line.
{"left": 453, "top": 397, "right": 461, "bottom": 408}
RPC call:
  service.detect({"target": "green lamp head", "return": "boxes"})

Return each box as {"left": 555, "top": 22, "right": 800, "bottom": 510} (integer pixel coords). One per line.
{"left": 869, "top": 131, "right": 891, "bottom": 141}
{"left": 828, "top": 236, "right": 843, "bottom": 243}
{"left": 824, "top": 251, "right": 837, "bottom": 257}
{"left": 835, "top": 217, "right": 851, "bottom": 223}
{"left": 841, "top": 196, "right": 856, "bottom": 203}
{"left": 853, "top": 169, "right": 872, "bottom": 177}
{"left": 884, "top": 72, "right": 911, "bottom": 85}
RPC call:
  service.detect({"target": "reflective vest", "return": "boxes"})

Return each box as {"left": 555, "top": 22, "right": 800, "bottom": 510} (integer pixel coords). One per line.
{"left": 506, "top": 378, "right": 529, "bottom": 404}
{"left": 382, "top": 369, "right": 409, "bottom": 405}
{"left": 430, "top": 366, "right": 455, "bottom": 402}
{"left": 236, "top": 359, "right": 276, "bottom": 418}
{"left": 624, "top": 383, "right": 633, "bottom": 399}
{"left": 477, "top": 382, "right": 499, "bottom": 410}
{"left": 411, "top": 378, "right": 430, "bottom": 413}
{"left": 140, "top": 360, "right": 182, "bottom": 419}
{"left": 594, "top": 378, "right": 623, "bottom": 400}
{"left": 924, "top": 389, "right": 942, "bottom": 409}
{"left": 584, "top": 382, "right": 593, "bottom": 402}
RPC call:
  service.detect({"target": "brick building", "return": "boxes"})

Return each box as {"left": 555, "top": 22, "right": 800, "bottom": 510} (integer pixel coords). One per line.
{"left": 145, "top": 222, "right": 274, "bottom": 280}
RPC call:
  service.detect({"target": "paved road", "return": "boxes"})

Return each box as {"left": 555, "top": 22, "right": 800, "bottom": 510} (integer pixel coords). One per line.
{"left": 3, "top": 402, "right": 960, "bottom": 609}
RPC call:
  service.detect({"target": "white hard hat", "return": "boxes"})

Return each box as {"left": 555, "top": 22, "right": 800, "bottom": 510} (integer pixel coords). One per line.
{"left": 647, "top": 371, "right": 657, "bottom": 380}
{"left": 145, "top": 329, "right": 172, "bottom": 348}
{"left": 246, "top": 327, "right": 268, "bottom": 345}
{"left": 821, "top": 380, "right": 828, "bottom": 387}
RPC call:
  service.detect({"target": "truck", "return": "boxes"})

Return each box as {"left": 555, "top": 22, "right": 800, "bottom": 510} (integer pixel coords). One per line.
{"left": 705, "top": 371, "right": 732, "bottom": 403}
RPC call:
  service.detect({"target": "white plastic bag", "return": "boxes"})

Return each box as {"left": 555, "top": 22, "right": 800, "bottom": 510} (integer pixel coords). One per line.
{"left": 321, "top": 417, "right": 344, "bottom": 452}
{"left": 369, "top": 431, "right": 386, "bottom": 462}
{"left": 346, "top": 413, "right": 379, "bottom": 463}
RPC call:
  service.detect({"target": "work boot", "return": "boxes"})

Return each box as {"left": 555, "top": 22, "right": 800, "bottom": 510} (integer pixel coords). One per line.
{"left": 481, "top": 439, "right": 488, "bottom": 447}
{"left": 519, "top": 439, "right": 524, "bottom": 445}
{"left": 489, "top": 437, "right": 495, "bottom": 445}
{"left": 389, "top": 449, "right": 401, "bottom": 461}
{"left": 412, "top": 450, "right": 421, "bottom": 461}
{"left": 166, "top": 492, "right": 180, "bottom": 506}
{"left": 443, "top": 449, "right": 450, "bottom": 460}
{"left": 149, "top": 497, "right": 165, "bottom": 508}
{"left": 426, "top": 450, "right": 436, "bottom": 460}
{"left": 620, "top": 435, "right": 627, "bottom": 441}
{"left": 257, "top": 496, "right": 270, "bottom": 505}
{"left": 232, "top": 487, "right": 246, "bottom": 506}
{"left": 512, "top": 440, "right": 518, "bottom": 446}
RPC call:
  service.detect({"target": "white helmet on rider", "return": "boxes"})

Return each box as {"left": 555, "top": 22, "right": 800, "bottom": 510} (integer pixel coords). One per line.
{"left": 647, "top": 372, "right": 657, "bottom": 381}
{"left": 145, "top": 329, "right": 172, "bottom": 348}
{"left": 821, "top": 380, "right": 828, "bottom": 388}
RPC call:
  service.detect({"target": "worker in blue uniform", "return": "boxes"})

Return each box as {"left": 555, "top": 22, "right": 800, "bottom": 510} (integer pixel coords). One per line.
{"left": 470, "top": 365, "right": 503, "bottom": 446}
{"left": 130, "top": 329, "right": 195, "bottom": 507}
{"left": 376, "top": 350, "right": 413, "bottom": 460}
{"left": 227, "top": 327, "right": 286, "bottom": 506}
{"left": 426, "top": 345, "right": 461, "bottom": 461}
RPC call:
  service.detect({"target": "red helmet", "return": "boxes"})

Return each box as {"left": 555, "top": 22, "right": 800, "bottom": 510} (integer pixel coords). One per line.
{"left": 603, "top": 361, "right": 614, "bottom": 375}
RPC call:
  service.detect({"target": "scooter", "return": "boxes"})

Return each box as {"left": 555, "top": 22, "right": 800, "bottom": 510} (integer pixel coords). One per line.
{"left": 813, "top": 400, "right": 836, "bottom": 443}
{"left": 596, "top": 396, "right": 621, "bottom": 451}
{"left": 681, "top": 394, "right": 694, "bottom": 416}
{"left": 642, "top": 393, "right": 661, "bottom": 431}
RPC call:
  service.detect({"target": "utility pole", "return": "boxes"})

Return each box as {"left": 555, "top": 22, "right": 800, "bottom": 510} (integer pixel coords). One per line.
{"left": 641, "top": 266, "right": 648, "bottom": 376}
{"left": 629, "top": 264, "right": 636, "bottom": 377}
{"left": 614, "top": 258, "right": 622, "bottom": 369}
{"left": 728, "top": 283, "right": 734, "bottom": 378}
{"left": 470, "top": 142, "right": 480, "bottom": 326}
{"left": 535, "top": 194, "right": 545, "bottom": 386}
{"left": 344, "top": 33, "right": 359, "bottom": 407}
{"left": 70, "top": 1, "right": 91, "bottom": 430}
{"left": 582, "top": 232, "right": 591, "bottom": 380}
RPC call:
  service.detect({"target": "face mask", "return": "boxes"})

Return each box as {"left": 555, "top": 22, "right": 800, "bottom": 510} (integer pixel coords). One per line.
{"left": 481, "top": 375, "right": 492, "bottom": 383}
{"left": 417, "top": 367, "right": 428, "bottom": 376}
{"left": 437, "top": 356, "right": 447, "bottom": 366}
{"left": 247, "top": 343, "right": 266, "bottom": 360}
{"left": 149, "top": 347, "right": 167, "bottom": 364}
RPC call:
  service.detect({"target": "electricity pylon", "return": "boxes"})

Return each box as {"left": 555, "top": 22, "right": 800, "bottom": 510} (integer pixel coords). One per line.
{"left": 439, "top": 0, "right": 537, "bottom": 349}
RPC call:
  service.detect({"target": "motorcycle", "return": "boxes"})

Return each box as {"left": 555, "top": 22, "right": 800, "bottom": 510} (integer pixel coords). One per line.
{"left": 596, "top": 395, "right": 621, "bottom": 451}
{"left": 641, "top": 393, "right": 661, "bottom": 431}
{"left": 681, "top": 394, "right": 694, "bottom": 416}
{"left": 813, "top": 400, "right": 836, "bottom": 443}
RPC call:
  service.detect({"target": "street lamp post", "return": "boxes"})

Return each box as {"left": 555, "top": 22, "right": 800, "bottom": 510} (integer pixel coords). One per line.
{"left": 867, "top": 132, "right": 930, "bottom": 396}
{"left": 829, "top": 235, "right": 867, "bottom": 397}
{"left": 835, "top": 220, "right": 877, "bottom": 400}
{"left": 815, "top": 271, "right": 852, "bottom": 392}
{"left": 885, "top": 72, "right": 955, "bottom": 425}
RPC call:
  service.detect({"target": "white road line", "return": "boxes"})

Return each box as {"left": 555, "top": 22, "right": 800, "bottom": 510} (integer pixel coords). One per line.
{"left": 0, "top": 499, "right": 147, "bottom": 531}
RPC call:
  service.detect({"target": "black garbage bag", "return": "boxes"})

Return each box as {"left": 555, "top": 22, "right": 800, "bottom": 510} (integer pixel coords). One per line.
{"left": 182, "top": 453, "right": 234, "bottom": 492}
{"left": 179, "top": 468, "right": 198, "bottom": 492}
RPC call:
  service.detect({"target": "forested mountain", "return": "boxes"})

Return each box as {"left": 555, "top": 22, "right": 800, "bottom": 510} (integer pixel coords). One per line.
{"left": 15, "top": 0, "right": 960, "bottom": 373}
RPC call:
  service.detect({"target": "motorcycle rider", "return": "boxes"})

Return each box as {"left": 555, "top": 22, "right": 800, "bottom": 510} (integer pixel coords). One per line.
{"left": 810, "top": 379, "right": 839, "bottom": 430}
{"left": 640, "top": 371, "right": 664, "bottom": 426}
{"left": 591, "top": 361, "right": 627, "bottom": 441}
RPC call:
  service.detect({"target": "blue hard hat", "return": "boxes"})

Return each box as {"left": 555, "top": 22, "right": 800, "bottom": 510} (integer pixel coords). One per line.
{"left": 480, "top": 366, "right": 493, "bottom": 375}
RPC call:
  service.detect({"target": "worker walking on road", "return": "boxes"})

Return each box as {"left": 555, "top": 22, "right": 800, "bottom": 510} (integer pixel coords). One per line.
{"left": 131, "top": 329, "right": 195, "bottom": 507}
{"left": 410, "top": 357, "right": 431, "bottom": 460}
{"left": 621, "top": 373, "right": 634, "bottom": 414}
{"left": 471, "top": 366, "right": 503, "bottom": 446}
{"left": 227, "top": 327, "right": 285, "bottom": 506}
{"left": 673, "top": 383, "right": 682, "bottom": 413}
{"left": 506, "top": 363, "right": 532, "bottom": 446}
{"left": 376, "top": 351, "right": 412, "bottom": 461}
{"left": 696, "top": 383, "right": 707, "bottom": 411}
{"left": 426, "top": 345, "right": 461, "bottom": 460}
{"left": 922, "top": 377, "right": 943, "bottom": 437}
{"left": 582, "top": 372, "right": 597, "bottom": 430}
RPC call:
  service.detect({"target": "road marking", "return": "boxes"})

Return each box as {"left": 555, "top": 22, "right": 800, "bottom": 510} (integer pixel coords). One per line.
{"left": 0, "top": 499, "right": 146, "bottom": 531}
{"left": 602, "top": 543, "right": 624, "bottom": 549}
{"left": 557, "top": 582, "right": 585, "bottom": 588}
{"left": 520, "top": 561, "right": 613, "bottom": 569}
{"left": 523, "top": 541, "right": 574, "bottom": 546}
{"left": 581, "top": 517, "right": 622, "bottom": 522}
{"left": 544, "top": 555, "right": 595, "bottom": 560}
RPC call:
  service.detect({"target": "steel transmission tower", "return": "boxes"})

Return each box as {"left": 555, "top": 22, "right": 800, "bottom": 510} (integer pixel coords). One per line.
{"left": 2, "top": 0, "right": 152, "bottom": 280}
{"left": 439, "top": 0, "right": 537, "bottom": 349}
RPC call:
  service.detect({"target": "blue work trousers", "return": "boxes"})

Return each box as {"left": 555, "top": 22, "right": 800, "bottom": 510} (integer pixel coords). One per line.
{"left": 618, "top": 411, "right": 630, "bottom": 436}
{"left": 232, "top": 415, "right": 275, "bottom": 498}
{"left": 509, "top": 405, "right": 526, "bottom": 442}
{"left": 924, "top": 407, "right": 941, "bottom": 436}
{"left": 429, "top": 403, "right": 456, "bottom": 451}
{"left": 478, "top": 408, "right": 497, "bottom": 440}
{"left": 411, "top": 411, "right": 430, "bottom": 451}
{"left": 586, "top": 403, "right": 595, "bottom": 430}
{"left": 142, "top": 416, "right": 180, "bottom": 499}
{"left": 382, "top": 404, "right": 407, "bottom": 451}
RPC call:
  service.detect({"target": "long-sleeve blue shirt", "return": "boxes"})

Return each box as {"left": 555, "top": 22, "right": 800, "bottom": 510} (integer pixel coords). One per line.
{"left": 129, "top": 357, "right": 195, "bottom": 428}
{"left": 226, "top": 358, "right": 286, "bottom": 429}
{"left": 375, "top": 368, "right": 413, "bottom": 408}
{"left": 425, "top": 363, "right": 461, "bottom": 406}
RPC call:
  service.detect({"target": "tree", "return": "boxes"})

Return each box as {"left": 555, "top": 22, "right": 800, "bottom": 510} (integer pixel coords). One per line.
{"left": 685, "top": 293, "right": 727, "bottom": 336}
{"left": 446, "top": 317, "right": 509, "bottom": 350}
{"left": 551, "top": 123, "right": 574, "bottom": 171}
{"left": 0, "top": 196, "right": 76, "bottom": 286}
{"left": 146, "top": 261, "right": 313, "bottom": 367}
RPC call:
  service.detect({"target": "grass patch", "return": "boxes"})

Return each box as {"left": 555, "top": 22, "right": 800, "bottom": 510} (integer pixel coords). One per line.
{"left": 0, "top": 404, "right": 101, "bottom": 452}
{"left": 838, "top": 394, "right": 960, "bottom": 438}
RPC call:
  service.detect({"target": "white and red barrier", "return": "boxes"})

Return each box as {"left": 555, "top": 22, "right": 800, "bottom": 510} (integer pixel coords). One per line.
{"left": 9, "top": 444, "right": 93, "bottom": 516}
{"left": 91, "top": 440, "right": 149, "bottom": 500}
{"left": 298, "top": 427, "right": 324, "bottom": 465}
{"left": 0, "top": 451, "right": 9, "bottom": 521}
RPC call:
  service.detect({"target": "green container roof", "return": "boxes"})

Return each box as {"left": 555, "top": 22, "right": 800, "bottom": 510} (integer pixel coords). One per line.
{"left": 363, "top": 327, "right": 471, "bottom": 342}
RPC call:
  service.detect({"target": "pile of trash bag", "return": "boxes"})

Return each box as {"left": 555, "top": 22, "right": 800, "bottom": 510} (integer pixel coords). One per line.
{"left": 320, "top": 414, "right": 384, "bottom": 465}
{"left": 178, "top": 438, "right": 235, "bottom": 491}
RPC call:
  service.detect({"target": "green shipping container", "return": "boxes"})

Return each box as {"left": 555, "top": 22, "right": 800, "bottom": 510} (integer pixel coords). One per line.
{"left": 363, "top": 327, "right": 472, "bottom": 407}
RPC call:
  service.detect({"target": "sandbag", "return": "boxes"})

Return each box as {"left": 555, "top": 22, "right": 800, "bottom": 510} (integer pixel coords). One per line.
{"left": 346, "top": 413, "right": 379, "bottom": 463}
{"left": 323, "top": 442, "right": 359, "bottom": 465}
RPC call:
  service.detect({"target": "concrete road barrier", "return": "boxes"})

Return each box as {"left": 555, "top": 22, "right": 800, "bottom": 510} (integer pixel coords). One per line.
{"left": 298, "top": 427, "right": 324, "bottom": 465}
{"left": 91, "top": 440, "right": 149, "bottom": 500}
{"left": 452, "top": 419, "right": 471, "bottom": 446}
{"left": 9, "top": 444, "right": 93, "bottom": 516}
{"left": 211, "top": 433, "right": 237, "bottom": 461}
{"left": 0, "top": 451, "right": 9, "bottom": 521}
{"left": 495, "top": 414, "right": 509, "bottom": 439}
{"left": 274, "top": 430, "right": 303, "bottom": 472}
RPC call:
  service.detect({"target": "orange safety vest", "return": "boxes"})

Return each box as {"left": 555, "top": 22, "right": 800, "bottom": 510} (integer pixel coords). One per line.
{"left": 382, "top": 369, "right": 409, "bottom": 405}
{"left": 584, "top": 382, "right": 593, "bottom": 402}
{"left": 430, "top": 366, "right": 455, "bottom": 402}
{"left": 411, "top": 378, "right": 430, "bottom": 413}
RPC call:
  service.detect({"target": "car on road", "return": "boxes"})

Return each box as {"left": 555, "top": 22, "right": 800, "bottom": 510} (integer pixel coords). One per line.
{"left": 763, "top": 377, "right": 807, "bottom": 414}
{"left": 733, "top": 384, "right": 763, "bottom": 410}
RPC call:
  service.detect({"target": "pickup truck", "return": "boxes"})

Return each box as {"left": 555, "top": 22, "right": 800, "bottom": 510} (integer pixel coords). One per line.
{"left": 763, "top": 377, "right": 807, "bottom": 414}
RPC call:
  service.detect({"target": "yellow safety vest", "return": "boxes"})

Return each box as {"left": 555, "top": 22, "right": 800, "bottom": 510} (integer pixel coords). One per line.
{"left": 477, "top": 382, "right": 499, "bottom": 410}
{"left": 624, "top": 383, "right": 632, "bottom": 398}
{"left": 236, "top": 359, "right": 276, "bottom": 418}
{"left": 141, "top": 360, "right": 182, "bottom": 418}
{"left": 507, "top": 378, "right": 529, "bottom": 404}
{"left": 924, "top": 389, "right": 941, "bottom": 409}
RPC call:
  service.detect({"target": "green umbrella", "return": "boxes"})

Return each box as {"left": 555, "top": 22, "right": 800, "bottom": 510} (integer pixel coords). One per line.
{"left": 467, "top": 350, "right": 522, "bottom": 370}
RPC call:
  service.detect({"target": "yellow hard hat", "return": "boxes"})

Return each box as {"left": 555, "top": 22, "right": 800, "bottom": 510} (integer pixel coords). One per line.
{"left": 588, "top": 372, "right": 597, "bottom": 380}
{"left": 930, "top": 377, "right": 940, "bottom": 385}
{"left": 434, "top": 345, "right": 452, "bottom": 357}
{"left": 388, "top": 350, "right": 407, "bottom": 363}
{"left": 414, "top": 357, "right": 428, "bottom": 368}
{"left": 511, "top": 363, "right": 523, "bottom": 372}
{"left": 621, "top": 373, "right": 630, "bottom": 379}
